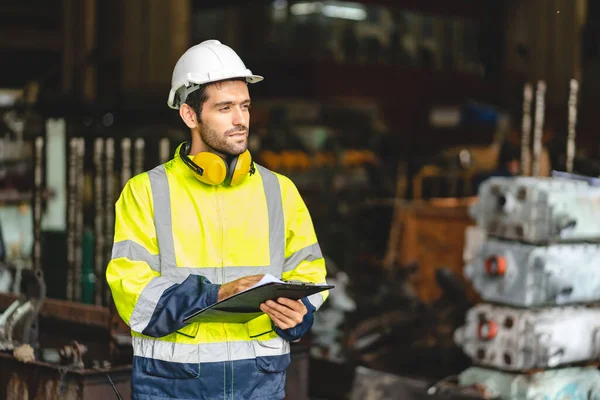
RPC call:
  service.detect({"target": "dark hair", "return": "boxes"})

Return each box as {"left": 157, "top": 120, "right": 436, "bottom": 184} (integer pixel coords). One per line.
{"left": 184, "top": 85, "right": 209, "bottom": 122}
{"left": 183, "top": 78, "right": 247, "bottom": 122}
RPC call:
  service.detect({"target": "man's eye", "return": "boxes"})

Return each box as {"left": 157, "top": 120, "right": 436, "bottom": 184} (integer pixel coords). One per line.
{"left": 221, "top": 107, "right": 230, "bottom": 111}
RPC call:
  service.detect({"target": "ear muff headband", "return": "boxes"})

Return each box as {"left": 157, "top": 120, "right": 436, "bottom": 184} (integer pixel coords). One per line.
{"left": 179, "top": 142, "right": 204, "bottom": 175}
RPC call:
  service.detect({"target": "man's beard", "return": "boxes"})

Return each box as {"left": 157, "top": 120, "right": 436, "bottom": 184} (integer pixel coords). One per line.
{"left": 200, "top": 122, "right": 249, "bottom": 156}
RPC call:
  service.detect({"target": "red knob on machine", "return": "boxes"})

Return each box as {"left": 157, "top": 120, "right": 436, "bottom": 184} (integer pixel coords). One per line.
{"left": 478, "top": 320, "right": 498, "bottom": 340}
{"left": 485, "top": 255, "right": 506, "bottom": 276}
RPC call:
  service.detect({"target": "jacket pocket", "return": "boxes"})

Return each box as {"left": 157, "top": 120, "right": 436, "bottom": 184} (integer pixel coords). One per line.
{"left": 137, "top": 336, "right": 200, "bottom": 380}
{"left": 139, "top": 357, "right": 200, "bottom": 379}
{"left": 176, "top": 322, "right": 200, "bottom": 338}
{"left": 247, "top": 314, "right": 274, "bottom": 338}
{"left": 252, "top": 337, "right": 291, "bottom": 373}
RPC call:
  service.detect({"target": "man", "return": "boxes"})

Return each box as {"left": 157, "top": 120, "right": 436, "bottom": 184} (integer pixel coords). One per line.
{"left": 106, "top": 40, "right": 328, "bottom": 400}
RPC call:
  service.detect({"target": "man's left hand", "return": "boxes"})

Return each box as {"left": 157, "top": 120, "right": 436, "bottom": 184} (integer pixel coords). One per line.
{"left": 260, "top": 298, "right": 307, "bottom": 329}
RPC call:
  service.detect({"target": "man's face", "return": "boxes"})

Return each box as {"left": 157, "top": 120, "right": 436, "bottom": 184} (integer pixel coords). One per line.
{"left": 198, "top": 80, "right": 251, "bottom": 156}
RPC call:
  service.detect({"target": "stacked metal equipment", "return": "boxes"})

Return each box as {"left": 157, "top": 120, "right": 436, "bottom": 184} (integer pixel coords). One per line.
{"left": 454, "top": 80, "right": 600, "bottom": 399}
{"left": 66, "top": 134, "right": 155, "bottom": 307}
{"left": 61, "top": 120, "right": 177, "bottom": 308}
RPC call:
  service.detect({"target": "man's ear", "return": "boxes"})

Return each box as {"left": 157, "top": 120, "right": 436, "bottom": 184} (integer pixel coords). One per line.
{"left": 179, "top": 104, "right": 199, "bottom": 129}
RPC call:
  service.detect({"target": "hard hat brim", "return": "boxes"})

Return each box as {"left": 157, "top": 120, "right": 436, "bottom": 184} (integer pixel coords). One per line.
{"left": 167, "top": 74, "right": 264, "bottom": 109}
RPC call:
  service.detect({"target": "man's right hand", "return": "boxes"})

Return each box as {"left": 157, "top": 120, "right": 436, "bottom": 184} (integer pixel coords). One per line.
{"left": 218, "top": 274, "right": 265, "bottom": 302}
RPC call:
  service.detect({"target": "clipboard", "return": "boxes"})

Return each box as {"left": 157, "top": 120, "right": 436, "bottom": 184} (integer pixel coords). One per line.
{"left": 183, "top": 281, "right": 334, "bottom": 324}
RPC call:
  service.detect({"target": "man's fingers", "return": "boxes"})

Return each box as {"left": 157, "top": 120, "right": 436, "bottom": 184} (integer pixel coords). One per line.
{"left": 263, "top": 302, "right": 297, "bottom": 323}
{"left": 260, "top": 303, "right": 296, "bottom": 329}
{"left": 267, "top": 300, "right": 304, "bottom": 319}
{"left": 260, "top": 304, "right": 293, "bottom": 329}
{"left": 276, "top": 298, "right": 306, "bottom": 314}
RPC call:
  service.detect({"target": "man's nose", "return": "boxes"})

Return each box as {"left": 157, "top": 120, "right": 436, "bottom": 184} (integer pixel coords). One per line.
{"left": 232, "top": 107, "right": 246, "bottom": 126}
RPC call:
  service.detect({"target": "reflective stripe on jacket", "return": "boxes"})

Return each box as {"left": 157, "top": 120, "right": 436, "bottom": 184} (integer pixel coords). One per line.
{"left": 106, "top": 145, "right": 328, "bottom": 400}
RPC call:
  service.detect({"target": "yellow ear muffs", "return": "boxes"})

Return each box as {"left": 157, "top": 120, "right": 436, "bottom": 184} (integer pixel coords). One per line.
{"left": 192, "top": 152, "right": 227, "bottom": 185}
{"left": 179, "top": 142, "right": 253, "bottom": 186}
{"left": 228, "top": 150, "right": 252, "bottom": 186}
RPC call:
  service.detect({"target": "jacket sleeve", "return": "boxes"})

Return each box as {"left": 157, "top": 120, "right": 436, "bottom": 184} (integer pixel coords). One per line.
{"left": 106, "top": 176, "right": 220, "bottom": 338}
{"left": 276, "top": 177, "right": 328, "bottom": 341}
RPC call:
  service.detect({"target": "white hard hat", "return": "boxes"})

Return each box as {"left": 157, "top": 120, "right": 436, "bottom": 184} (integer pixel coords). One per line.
{"left": 167, "top": 40, "right": 263, "bottom": 109}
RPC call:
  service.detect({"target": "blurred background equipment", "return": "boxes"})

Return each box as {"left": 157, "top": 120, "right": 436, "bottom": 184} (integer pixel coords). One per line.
{"left": 470, "top": 176, "right": 600, "bottom": 244}
{"left": 450, "top": 78, "right": 600, "bottom": 399}
{"left": 464, "top": 239, "right": 600, "bottom": 307}
{"left": 455, "top": 304, "right": 600, "bottom": 371}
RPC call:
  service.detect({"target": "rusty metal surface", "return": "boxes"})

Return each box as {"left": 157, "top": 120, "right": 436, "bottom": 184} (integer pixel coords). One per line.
{"left": 350, "top": 366, "right": 488, "bottom": 400}
{"left": 0, "top": 293, "right": 109, "bottom": 328}
{"left": 109, "top": 301, "right": 133, "bottom": 366}
{"left": 0, "top": 265, "right": 46, "bottom": 351}
{"left": 0, "top": 352, "right": 132, "bottom": 400}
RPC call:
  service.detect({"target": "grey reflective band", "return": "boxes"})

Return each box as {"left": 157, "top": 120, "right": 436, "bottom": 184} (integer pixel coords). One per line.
{"left": 129, "top": 276, "right": 177, "bottom": 332}
{"left": 148, "top": 166, "right": 176, "bottom": 272}
{"left": 283, "top": 243, "right": 323, "bottom": 273}
{"left": 308, "top": 292, "right": 325, "bottom": 310}
{"left": 132, "top": 336, "right": 290, "bottom": 364}
{"left": 111, "top": 240, "right": 160, "bottom": 272}
{"left": 257, "top": 165, "right": 285, "bottom": 271}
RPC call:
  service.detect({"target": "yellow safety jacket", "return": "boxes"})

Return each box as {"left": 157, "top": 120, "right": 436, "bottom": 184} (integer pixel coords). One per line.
{"left": 106, "top": 145, "right": 328, "bottom": 400}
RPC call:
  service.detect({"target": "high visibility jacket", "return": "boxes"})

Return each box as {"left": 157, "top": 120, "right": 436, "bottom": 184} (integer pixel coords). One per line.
{"left": 106, "top": 145, "right": 328, "bottom": 400}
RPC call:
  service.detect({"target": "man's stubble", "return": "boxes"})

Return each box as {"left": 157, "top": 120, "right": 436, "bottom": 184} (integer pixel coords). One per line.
{"left": 199, "top": 122, "right": 249, "bottom": 157}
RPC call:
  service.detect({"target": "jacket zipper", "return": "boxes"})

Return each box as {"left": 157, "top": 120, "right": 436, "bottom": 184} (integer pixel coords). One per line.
{"left": 216, "top": 185, "right": 232, "bottom": 397}
{"left": 218, "top": 186, "right": 225, "bottom": 285}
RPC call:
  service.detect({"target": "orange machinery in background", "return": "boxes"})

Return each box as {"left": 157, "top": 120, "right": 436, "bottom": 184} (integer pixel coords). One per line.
{"left": 384, "top": 197, "right": 479, "bottom": 304}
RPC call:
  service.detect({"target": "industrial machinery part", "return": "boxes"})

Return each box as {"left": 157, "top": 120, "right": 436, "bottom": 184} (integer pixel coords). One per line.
{"left": 59, "top": 340, "right": 87, "bottom": 369}
{"left": 565, "top": 80, "right": 579, "bottom": 174}
{"left": 531, "top": 81, "right": 546, "bottom": 177}
{"left": 93, "top": 138, "right": 105, "bottom": 306}
{"left": 454, "top": 303, "right": 600, "bottom": 371}
{"left": 552, "top": 170, "right": 600, "bottom": 186}
{"left": 470, "top": 176, "right": 600, "bottom": 244}
{"left": 458, "top": 366, "right": 600, "bottom": 400}
{"left": 0, "top": 300, "right": 29, "bottom": 350}
{"left": 74, "top": 138, "right": 85, "bottom": 302}
{"left": 350, "top": 366, "right": 488, "bottom": 400}
{"left": 104, "top": 138, "right": 115, "bottom": 306}
{"left": 0, "top": 268, "right": 46, "bottom": 351}
{"left": 120, "top": 138, "right": 132, "bottom": 187}
{"left": 133, "top": 138, "right": 145, "bottom": 176}
{"left": 464, "top": 239, "right": 600, "bottom": 307}
{"left": 66, "top": 137, "right": 78, "bottom": 301}
{"left": 520, "top": 83, "right": 533, "bottom": 176}
{"left": 0, "top": 351, "right": 132, "bottom": 400}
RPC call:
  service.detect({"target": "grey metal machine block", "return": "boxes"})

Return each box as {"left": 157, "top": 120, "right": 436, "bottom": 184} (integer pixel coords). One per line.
{"left": 458, "top": 366, "right": 600, "bottom": 400}
{"left": 469, "top": 177, "right": 600, "bottom": 243}
{"left": 464, "top": 238, "right": 600, "bottom": 307}
{"left": 454, "top": 303, "right": 600, "bottom": 371}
